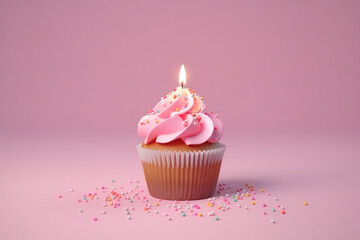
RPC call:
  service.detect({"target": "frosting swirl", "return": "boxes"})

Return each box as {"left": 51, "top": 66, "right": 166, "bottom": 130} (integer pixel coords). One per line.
{"left": 138, "top": 87, "right": 223, "bottom": 145}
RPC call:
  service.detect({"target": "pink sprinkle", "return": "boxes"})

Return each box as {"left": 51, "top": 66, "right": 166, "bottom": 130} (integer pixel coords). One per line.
{"left": 262, "top": 203, "right": 267, "bottom": 207}
{"left": 276, "top": 204, "right": 281, "bottom": 208}
{"left": 251, "top": 197, "right": 256, "bottom": 200}
{"left": 239, "top": 196, "right": 243, "bottom": 200}
{"left": 263, "top": 212, "right": 267, "bottom": 215}
{"left": 93, "top": 217, "right": 98, "bottom": 221}
{"left": 252, "top": 191, "right": 256, "bottom": 195}
{"left": 267, "top": 193, "right": 271, "bottom": 196}
{"left": 77, "top": 199, "right": 81, "bottom": 202}
{"left": 58, "top": 195, "right": 62, "bottom": 198}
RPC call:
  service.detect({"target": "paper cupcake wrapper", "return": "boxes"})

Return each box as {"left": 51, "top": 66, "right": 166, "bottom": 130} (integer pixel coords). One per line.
{"left": 137, "top": 144, "right": 226, "bottom": 200}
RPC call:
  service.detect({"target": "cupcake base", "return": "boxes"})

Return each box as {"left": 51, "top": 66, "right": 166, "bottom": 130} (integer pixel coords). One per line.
{"left": 137, "top": 143, "right": 226, "bottom": 200}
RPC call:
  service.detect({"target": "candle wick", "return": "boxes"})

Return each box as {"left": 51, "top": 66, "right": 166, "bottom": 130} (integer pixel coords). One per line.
{"left": 181, "top": 83, "right": 184, "bottom": 89}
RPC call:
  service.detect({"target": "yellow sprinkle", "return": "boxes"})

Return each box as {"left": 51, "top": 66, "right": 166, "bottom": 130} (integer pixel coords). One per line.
{"left": 251, "top": 201, "right": 255, "bottom": 205}
{"left": 235, "top": 196, "right": 239, "bottom": 200}
{"left": 304, "top": 202, "right": 308, "bottom": 206}
{"left": 176, "top": 108, "right": 179, "bottom": 111}
{"left": 107, "top": 197, "right": 111, "bottom": 201}
{"left": 209, "top": 204, "right": 213, "bottom": 207}
{"left": 206, "top": 202, "right": 210, "bottom": 206}
{"left": 155, "top": 119, "right": 159, "bottom": 124}
{"left": 260, "top": 189, "right": 264, "bottom": 192}
{"left": 198, "top": 213, "right": 203, "bottom": 217}
{"left": 109, "top": 202, "right": 113, "bottom": 206}
{"left": 245, "top": 193, "right": 250, "bottom": 197}
{"left": 155, "top": 202, "right": 159, "bottom": 206}
{"left": 200, "top": 97, "right": 204, "bottom": 101}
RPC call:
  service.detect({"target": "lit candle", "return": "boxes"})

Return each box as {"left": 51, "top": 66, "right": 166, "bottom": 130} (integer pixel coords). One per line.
{"left": 179, "top": 64, "right": 186, "bottom": 89}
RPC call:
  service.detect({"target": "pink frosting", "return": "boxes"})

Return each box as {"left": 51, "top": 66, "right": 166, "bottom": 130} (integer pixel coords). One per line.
{"left": 138, "top": 87, "right": 223, "bottom": 145}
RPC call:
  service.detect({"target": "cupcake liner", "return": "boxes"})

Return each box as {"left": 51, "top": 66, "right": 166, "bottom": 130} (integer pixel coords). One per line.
{"left": 137, "top": 144, "right": 226, "bottom": 200}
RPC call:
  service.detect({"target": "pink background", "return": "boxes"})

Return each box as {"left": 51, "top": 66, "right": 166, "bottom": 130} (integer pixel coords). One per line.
{"left": 0, "top": 0, "right": 359, "bottom": 239}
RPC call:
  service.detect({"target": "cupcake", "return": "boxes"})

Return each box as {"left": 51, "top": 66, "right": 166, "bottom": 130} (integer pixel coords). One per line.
{"left": 137, "top": 86, "right": 225, "bottom": 200}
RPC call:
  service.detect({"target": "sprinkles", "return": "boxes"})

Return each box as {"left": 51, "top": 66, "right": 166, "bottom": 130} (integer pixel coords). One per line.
{"left": 60, "top": 180, "right": 296, "bottom": 224}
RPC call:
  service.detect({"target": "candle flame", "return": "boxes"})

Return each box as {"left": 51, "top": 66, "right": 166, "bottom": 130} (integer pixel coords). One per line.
{"left": 179, "top": 64, "right": 186, "bottom": 87}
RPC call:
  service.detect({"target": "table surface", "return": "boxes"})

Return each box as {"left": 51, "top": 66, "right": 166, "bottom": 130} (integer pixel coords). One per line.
{"left": 0, "top": 134, "right": 359, "bottom": 240}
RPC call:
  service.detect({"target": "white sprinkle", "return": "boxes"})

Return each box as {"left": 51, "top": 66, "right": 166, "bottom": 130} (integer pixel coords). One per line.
{"left": 101, "top": 211, "right": 106, "bottom": 214}
{"left": 78, "top": 209, "right": 83, "bottom": 213}
{"left": 167, "top": 217, "right": 172, "bottom": 221}
{"left": 271, "top": 219, "right": 275, "bottom": 223}
{"left": 154, "top": 210, "right": 158, "bottom": 214}
{"left": 69, "top": 189, "right": 73, "bottom": 192}
{"left": 127, "top": 216, "right": 131, "bottom": 220}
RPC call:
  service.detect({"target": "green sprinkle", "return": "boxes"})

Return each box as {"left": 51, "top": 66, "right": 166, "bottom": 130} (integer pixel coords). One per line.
{"left": 181, "top": 213, "right": 186, "bottom": 217}
{"left": 130, "top": 199, "right": 133, "bottom": 203}
{"left": 272, "top": 208, "right": 276, "bottom": 212}
{"left": 83, "top": 197, "right": 87, "bottom": 200}
{"left": 234, "top": 199, "right": 238, "bottom": 202}
{"left": 112, "top": 179, "right": 115, "bottom": 183}
{"left": 215, "top": 217, "right": 219, "bottom": 221}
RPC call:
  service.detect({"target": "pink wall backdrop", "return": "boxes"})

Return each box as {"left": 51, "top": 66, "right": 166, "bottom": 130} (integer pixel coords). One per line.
{"left": 1, "top": 1, "right": 360, "bottom": 240}
{"left": 1, "top": 0, "right": 360, "bottom": 135}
